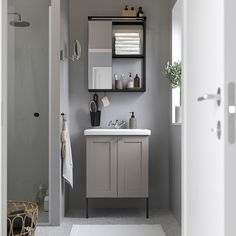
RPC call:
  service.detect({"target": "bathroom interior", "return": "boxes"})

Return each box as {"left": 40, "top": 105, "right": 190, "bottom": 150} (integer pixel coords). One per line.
{"left": 7, "top": 0, "right": 182, "bottom": 235}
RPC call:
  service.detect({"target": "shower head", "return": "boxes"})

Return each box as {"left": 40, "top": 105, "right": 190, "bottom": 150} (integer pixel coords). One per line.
{"left": 8, "top": 12, "right": 30, "bottom": 27}
{"left": 10, "top": 21, "right": 30, "bottom": 27}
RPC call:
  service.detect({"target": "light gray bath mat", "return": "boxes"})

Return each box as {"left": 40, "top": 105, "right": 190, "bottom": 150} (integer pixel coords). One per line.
{"left": 70, "top": 224, "right": 166, "bottom": 236}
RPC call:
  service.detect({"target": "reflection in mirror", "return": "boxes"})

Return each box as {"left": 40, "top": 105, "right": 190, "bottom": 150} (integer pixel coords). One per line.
{"left": 88, "top": 20, "right": 112, "bottom": 90}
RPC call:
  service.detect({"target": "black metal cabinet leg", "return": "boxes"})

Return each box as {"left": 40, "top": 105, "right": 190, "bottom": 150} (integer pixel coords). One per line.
{"left": 146, "top": 198, "right": 149, "bottom": 219}
{"left": 86, "top": 198, "right": 89, "bottom": 218}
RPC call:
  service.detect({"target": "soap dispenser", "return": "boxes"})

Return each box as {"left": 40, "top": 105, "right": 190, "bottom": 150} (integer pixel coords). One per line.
{"left": 127, "top": 73, "right": 134, "bottom": 89}
{"left": 129, "top": 112, "right": 137, "bottom": 129}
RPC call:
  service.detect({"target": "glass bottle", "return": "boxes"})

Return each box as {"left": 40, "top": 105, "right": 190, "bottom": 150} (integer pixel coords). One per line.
{"left": 44, "top": 189, "right": 49, "bottom": 212}
{"left": 127, "top": 73, "right": 134, "bottom": 89}
{"left": 134, "top": 74, "right": 140, "bottom": 88}
{"left": 36, "top": 184, "right": 46, "bottom": 208}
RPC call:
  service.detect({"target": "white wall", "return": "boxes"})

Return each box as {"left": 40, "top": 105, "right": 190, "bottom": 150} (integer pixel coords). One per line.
{"left": 0, "top": 0, "right": 3, "bottom": 230}
{"left": 69, "top": 0, "right": 172, "bottom": 210}
{"left": 169, "top": 0, "right": 182, "bottom": 224}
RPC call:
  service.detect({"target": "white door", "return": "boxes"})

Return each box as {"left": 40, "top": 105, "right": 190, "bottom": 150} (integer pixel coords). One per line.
{"left": 183, "top": 0, "right": 236, "bottom": 236}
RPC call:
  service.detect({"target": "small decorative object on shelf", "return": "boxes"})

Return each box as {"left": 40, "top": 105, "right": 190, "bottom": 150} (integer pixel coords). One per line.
{"left": 115, "top": 74, "right": 124, "bottom": 90}
{"left": 134, "top": 74, "right": 141, "bottom": 88}
{"left": 122, "top": 5, "right": 137, "bottom": 17}
{"left": 137, "top": 7, "right": 145, "bottom": 17}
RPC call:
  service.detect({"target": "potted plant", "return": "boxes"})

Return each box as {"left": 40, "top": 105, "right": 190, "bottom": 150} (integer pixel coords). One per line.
{"left": 163, "top": 61, "right": 182, "bottom": 123}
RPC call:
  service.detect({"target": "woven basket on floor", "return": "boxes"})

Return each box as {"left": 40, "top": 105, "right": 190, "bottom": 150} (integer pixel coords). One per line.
{"left": 7, "top": 201, "right": 38, "bottom": 236}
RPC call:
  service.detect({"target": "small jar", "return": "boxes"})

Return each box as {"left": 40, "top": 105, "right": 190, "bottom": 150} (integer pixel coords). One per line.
{"left": 115, "top": 74, "right": 123, "bottom": 90}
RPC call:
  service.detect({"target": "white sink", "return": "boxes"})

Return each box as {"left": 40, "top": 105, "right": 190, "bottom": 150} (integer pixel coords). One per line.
{"left": 84, "top": 129, "right": 151, "bottom": 136}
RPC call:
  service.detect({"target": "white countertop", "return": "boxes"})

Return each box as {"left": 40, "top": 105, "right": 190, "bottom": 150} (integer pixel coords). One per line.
{"left": 84, "top": 129, "right": 151, "bottom": 136}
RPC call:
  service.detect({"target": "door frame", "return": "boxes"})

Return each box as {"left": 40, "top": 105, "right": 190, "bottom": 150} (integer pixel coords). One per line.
{"left": 0, "top": 0, "right": 7, "bottom": 234}
{"left": 181, "top": 0, "right": 187, "bottom": 234}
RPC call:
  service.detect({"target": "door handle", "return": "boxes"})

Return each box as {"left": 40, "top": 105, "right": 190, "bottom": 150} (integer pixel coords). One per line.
{"left": 197, "top": 88, "right": 221, "bottom": 106}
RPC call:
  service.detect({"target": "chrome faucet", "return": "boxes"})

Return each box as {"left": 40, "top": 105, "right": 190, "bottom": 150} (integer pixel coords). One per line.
{"left": 108, "top": 120, "right": 127, "bottom": 129}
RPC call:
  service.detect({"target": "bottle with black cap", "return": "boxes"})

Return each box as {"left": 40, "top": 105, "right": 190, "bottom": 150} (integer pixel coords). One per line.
{"left": 129, "top": 112, "right": 137, "bottom": 129}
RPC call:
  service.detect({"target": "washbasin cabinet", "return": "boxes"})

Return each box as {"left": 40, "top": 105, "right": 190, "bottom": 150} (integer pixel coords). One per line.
{"left": 85, "top": 135, "right": 149, "bottom": 218}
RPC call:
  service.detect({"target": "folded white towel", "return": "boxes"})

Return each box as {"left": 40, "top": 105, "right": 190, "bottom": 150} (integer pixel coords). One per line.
{"left": 115, "top": 37, "right": 140, "bottom": 41}
{"left": 115, "top": 33, "right": 139, "bottom": 37}
{"left": 61, "top": 119, "right": 73, "bottom": 188}
{"left": 115, "top": 41, "right": 140, "bottom": 45}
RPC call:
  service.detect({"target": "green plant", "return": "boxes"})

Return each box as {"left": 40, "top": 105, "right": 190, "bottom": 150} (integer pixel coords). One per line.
{"left": 163, "top": 61, "right": 181, "bottom": 88}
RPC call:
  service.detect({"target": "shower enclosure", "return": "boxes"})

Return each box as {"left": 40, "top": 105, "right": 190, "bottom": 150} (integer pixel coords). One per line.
{"left": 7, "top": 0, "right": 65, "bottom": 225}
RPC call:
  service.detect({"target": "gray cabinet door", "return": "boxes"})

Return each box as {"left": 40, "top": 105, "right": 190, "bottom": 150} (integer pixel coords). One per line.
{"left": 86, "top": 136, "right": 117, "bottom": 198}
{"left": 118, "top": 136, "right": 149, "bottom": 198}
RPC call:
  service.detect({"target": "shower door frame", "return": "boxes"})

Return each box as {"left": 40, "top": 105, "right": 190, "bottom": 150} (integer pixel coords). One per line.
{"left": 48, "top": 0, "right": 62, "bottom": 226}
{"left": 0, "top": 0, "right": 62, "bottom": 232}
{"left": 1, "top": 0, "right": 8, "bottom": 234}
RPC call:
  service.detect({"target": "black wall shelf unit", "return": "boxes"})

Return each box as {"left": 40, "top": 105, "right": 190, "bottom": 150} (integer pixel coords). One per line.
{"left": 88, "top": 16, "right": 146, "bottom": 92}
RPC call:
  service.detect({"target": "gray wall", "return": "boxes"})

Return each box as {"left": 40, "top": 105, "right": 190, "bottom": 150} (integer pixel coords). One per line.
{"left": 60, "top": 0, "right": 70, "bottom": 220}
{"left": 169, "top": 0, "right": 182, "bottom": 225}
{"left": 68, "top": 0, "right": 172, "bottom": 211}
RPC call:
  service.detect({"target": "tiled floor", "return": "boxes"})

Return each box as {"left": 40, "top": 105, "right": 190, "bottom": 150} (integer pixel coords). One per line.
{"left": 36, "top": 209, "right": 181, "bottom": 236}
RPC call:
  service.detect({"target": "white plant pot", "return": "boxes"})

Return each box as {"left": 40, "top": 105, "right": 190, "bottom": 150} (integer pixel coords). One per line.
{"left": 175, "top": 106, "right": 181, "bottom": 124}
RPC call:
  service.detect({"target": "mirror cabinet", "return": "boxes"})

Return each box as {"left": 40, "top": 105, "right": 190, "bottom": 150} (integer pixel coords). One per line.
{"left": 88, "top": 16, "right": 146, "bottom": 92}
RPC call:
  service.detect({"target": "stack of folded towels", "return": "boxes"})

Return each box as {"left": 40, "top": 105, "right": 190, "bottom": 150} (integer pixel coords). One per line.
{"left": 115, "top": 32, "right": 140, "bottom": 55}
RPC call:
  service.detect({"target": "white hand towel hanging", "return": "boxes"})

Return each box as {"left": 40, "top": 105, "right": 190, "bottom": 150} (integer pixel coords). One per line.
{"left": 61, "top": 118, "right": 73, "bottom": 188}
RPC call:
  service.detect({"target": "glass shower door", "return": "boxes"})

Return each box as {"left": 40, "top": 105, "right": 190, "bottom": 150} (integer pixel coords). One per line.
{"left": 7, "top": 0, "right": 51, "bottom": 224}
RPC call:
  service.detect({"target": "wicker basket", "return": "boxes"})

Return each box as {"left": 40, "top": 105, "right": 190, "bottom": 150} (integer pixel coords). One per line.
{"left": 7, "top": 201, "right": 38, "bottom": 236}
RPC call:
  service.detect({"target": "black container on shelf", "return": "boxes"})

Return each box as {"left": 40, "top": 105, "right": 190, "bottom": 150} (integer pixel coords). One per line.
{"left": 134, "top": 74, "right": 140, "bottom": 88}
{"left": 90, "top": 111, "right": 101, "bottom": 127}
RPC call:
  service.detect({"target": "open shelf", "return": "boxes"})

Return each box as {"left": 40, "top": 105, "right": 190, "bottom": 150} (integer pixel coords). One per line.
{"left": 88, "top": 88, "right": 145, "bottom": 93}
{"left": 88, "top": 16, "right": 146, "bottom": 21}
{"left": 112, "top": 55, "right": 144, "bottom": 59}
